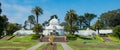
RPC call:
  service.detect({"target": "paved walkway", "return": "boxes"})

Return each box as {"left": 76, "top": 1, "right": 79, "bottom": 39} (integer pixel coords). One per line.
{"left": 27, "top": 42, "right": 44, "bottom": 50}
{"left": 27, "top": 42, "right": 73, "bottom": 50}
{"left": 60, "top": 42, "right": 73, "bottom": 50}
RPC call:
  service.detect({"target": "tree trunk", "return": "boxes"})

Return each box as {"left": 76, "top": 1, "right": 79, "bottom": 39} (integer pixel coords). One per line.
{"left": 36, "top": 15, "right": 38, "bottom": 24}
{"left": 36, "top": 15, "right": 39, "bottom": 34}
{"left": 70, "top": 21, "right": 73, "bottom": 34}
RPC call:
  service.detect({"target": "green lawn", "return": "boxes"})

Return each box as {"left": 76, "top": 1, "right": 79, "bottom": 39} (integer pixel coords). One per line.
{"left": 67, "top": 38, "right": 120, "bottom": 50}
{"left": 0, "top": 35, "right": 39, "bottom": 50}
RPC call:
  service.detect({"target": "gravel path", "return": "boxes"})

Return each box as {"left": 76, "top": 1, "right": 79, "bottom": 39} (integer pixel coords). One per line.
{"left": 27, "top": 42, "right": 44, "bottom": 50}
{"left": 61, "top": 42, "right": 73, "bottom": 50}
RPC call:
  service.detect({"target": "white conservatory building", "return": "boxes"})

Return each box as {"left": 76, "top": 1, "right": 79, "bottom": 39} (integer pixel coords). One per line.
{"left": 43, "top": 17, "right": 64, "bottom": 36}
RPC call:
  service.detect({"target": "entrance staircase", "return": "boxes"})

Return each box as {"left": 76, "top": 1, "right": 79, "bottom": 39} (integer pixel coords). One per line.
{"left": 102, "top": 37, "right": 112, "bottom": 42}
{"left": 40, "top": 36, "right": 66, "bottom": 42}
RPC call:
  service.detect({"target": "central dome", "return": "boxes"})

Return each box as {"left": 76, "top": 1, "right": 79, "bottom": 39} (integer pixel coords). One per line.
{"left": 49, "top": 17, "right": 59, "bottom": 25}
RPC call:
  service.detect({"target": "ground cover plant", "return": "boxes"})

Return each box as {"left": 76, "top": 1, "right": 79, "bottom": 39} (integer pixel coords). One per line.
{"left": 0, "top": 34, "right": 39, "bottom": 50}
{"left": 67, "top": 37, "right": 120, "bottom": 50}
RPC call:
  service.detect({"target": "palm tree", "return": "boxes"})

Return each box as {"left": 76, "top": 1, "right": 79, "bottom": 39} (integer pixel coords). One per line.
{"left": 23, "top": 20, "right": 28, "bottom": 30}
{"left": 94, "top": 19, "right": 103, "bottom": 35}
{"left": 77, "top": 16, "right": 85, "bottom": 29}
{"left": 84, "top": 13, "right": 96, "bottom": 28}
{"left": 28, "top": 15, "right": 35, "bottom": 29}
{"left": 65, "top": 10, "right": 78, "bottom": 34}
{"left": 32, "top": 6, "right": 43, "bottom": 24}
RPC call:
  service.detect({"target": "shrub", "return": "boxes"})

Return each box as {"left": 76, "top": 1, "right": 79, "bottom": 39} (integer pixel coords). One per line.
{"left": 74, "top": 34, "right": 80, "bottom": 37}
{"left": 79, "top": 36, "right": 93, "bottom": 40}
{"left": 31, "top": 34, "right": 40, "bottom": 40}
{"left": 66, "top": 34, "right": 77, "bottom": 41}
{"left": 113, "top": 25, "right": 120, "bottom": 39}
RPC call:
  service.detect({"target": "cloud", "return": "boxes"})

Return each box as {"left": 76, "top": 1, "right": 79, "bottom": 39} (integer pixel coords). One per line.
{"left": 1, "top": 0, "right": 52, "bottom": 25}
{"left": 1, "top": 1, "right": 32, "bottom": 24}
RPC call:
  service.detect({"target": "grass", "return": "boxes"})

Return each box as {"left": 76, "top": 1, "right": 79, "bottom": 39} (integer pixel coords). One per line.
{"left": 67, "top": 38, "right": 120, "bottom": 50}
{"left": 0, "top": 35, "right": 39, "bottom": 50}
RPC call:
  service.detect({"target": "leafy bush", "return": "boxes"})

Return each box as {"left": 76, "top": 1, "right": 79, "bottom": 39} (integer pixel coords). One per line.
{"left": 31, "top": 34, "right": 40, "bottom": 40}
{"left": 79, "top": 36, "right": 93, "bottom": 40}
{"left": 113, "top": 25, "right": 120, "bottom": 39}
{"left": 74, "top": 34, "right": 80, "bottom": 37}
{"left": 66, "top": 34, "right": 77, "bottom": 41}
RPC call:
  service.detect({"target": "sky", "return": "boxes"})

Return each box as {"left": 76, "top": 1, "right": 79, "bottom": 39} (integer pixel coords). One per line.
{"left": 1, "top": 0, "right": 120, "bottom": 26}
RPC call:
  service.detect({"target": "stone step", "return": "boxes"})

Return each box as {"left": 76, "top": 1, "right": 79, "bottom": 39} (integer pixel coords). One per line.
{"left": 102, "top": 37, "right": 112, "bottom": 42}
{"left": 40, "top": 36, "right": 66, "bottom": 42}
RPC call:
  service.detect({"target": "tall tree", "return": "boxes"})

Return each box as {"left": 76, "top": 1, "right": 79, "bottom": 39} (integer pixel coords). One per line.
{"left": 33, "top": 24, "right": 44, "bottom": 34}
{"left": 100, "top": 9, "right": 120, "bottom": 27}
{"left": 94, "top": 19, "right": 104, "bottom": 34}
{"left": 0, "top": 3, "right": 8, "bottom": 37}
{"left": 32, "top": 6, "right": 43, "bottom": 24}
{"left": 84, "top": 13, "right": 96, "bottom": 28}
{"left": 23, "top": 20, "right": 28, "bottom": 30}
{"left": 28, "top": 15, "right": 35, "bottom": 29}
{"left": 77, "top": 15, "right": 85, "bottom": 29}
{"left": 65, "top": 10, "right": 78, "bottom": 34}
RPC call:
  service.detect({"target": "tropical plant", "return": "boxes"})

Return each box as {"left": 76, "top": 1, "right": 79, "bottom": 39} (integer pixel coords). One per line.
{"left": 28, "top": 15, "right": 35, "bottom": 29}
{"left": 84, "top": 13, "right": 96, "bottom": 28}
{"left": 23, "top": 20, "right": 28, "bottom": 30}
{"left": 32, "top": 6, "right": 43, "bottom": 24}
{"left": 94, "top": 19, "right": 104, "bottom": 34}
{"left": 33, "top": 24, "right": 44, "bottom": 34}
{"left": 65, "top": 10, "right": 78, "bottom": 34}
{"left": 77, "top": 15, "right": 85, "bottom": 29}
{"left": 64, "top": 24, "right": 79, "bottom": 34}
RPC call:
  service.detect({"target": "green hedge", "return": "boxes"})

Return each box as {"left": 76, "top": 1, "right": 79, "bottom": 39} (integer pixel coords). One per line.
{"left": 66, "top": 34, "right": 77, "bottom": 41}
{"left": 31, "top": 34, "right": 40, "bottom": 40}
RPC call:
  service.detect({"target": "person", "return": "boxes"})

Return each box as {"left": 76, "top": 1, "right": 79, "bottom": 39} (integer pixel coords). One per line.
{"left": 48, "top": 33, "right": 54, "bottom": 45}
